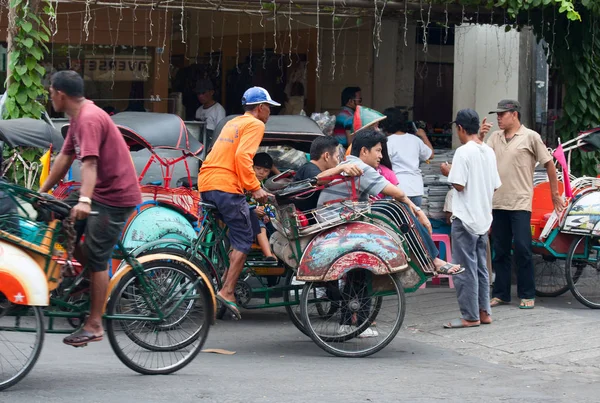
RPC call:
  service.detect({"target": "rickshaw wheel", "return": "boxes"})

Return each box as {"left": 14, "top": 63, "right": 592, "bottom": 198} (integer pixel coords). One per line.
{"left": 300, "top": 270, "right": 405, "bottom": 358}
{"left": 283, "top": 270, "right": 340, "bottom": 337}
{"left": 106, "top": 259, "right": 212, "bottom": 375}
{"left": 566, "top": 236, "right": 600, "bottom": 309}
{"left": 0, "top": 303, "right": 45, "bottom": 391}
{"left": 533, "top": 255, "right": 570, "bottom": 297}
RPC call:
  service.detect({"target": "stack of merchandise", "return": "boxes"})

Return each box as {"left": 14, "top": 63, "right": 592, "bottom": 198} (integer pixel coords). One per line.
{"left": 420, "top": 149, "right": 455, "bottom": 222}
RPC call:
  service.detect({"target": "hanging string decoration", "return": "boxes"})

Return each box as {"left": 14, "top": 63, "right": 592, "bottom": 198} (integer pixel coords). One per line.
{"left": 216, "top": 15, "right": 225, "bottom": 77}
{"left": 330, "top": 0, "right": 336, "bottom": 80}
{"left": 111, "top": 1, "right": 124, "bottom": 89}
{"left": 403, "top": 0, "right": 408, "bottom": 47}
{"left": 132, "top": 0, "right": 138, "bottom": 70}
{"left": 142, "top": 9, "right": 149, "bottom": 79}
{"left": 168, "top": 7, "right": 175, "bottom": 78}
{"left": 83, "top": 0, "right": 92, "bottom": 41}
{"left": 51, "top": 0, "right": 59, "bottom": 36}
{"left": 149, "top": 2, "right": 154, "bottom": 42}
{"left": 273, "top": 0, "right": 278, "bottom": 54}
{"left": 287, "top": 1, "right": 293, "bottom": 67}
{"left": 295, "top": 18, "right": 300, "bottom": 64}
{"left": 180, "top": 0, "right": 185, "bottom": 44}
{"left": 161, "top": 8, "right": 168, "bottom": 64}
{"left": 76, "top": 13, "right": 83, "bottom": 63}
{"left": 66, "top": 12, "right": 72, "bottom": 69}
{"left": 236, "top": 14, "right": 241, "bottom": 74}
{"left": 315, "top": 0, "right": 321, "bottom": 79}
{"left": 372, "top": 0, "right": 387, "bottom": 57}
{"left": 209, "top": 11, "right": 214, "bottom": 67}
{"left": 91, "top": 10, "right": 96, "bottom": 56}
{"left": 262, "top": 7, "right": 267, "bottom": 69}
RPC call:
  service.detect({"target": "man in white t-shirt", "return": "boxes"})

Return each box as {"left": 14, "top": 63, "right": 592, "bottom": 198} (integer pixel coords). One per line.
{"left": 382, "top": 108, "right": 434, "bottom": 207}
{"left": 194, "top": 78, "right": 226, "bottom": 141}
{"left": 444, "top": 109, "right": 501, "bottom": 329}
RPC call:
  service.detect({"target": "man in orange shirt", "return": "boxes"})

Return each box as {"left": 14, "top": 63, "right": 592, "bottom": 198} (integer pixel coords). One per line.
{"left": 198, "top": 86, "right": 279, "bottom": 320}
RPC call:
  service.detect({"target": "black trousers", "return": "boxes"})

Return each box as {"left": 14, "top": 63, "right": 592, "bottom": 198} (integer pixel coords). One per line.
{"left": 491, "top": 209, "right": 535, "bottom": 301}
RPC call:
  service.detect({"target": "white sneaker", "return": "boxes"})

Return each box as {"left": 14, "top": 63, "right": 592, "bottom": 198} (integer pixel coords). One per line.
{"left": 338, "top": 325, "right": 353, "bottom": 335}
{"left": 357, "top": 327, "right": 379, "bottom": 338}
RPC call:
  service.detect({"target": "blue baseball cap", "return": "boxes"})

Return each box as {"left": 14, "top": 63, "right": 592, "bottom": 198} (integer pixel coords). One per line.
{"left": 241, "top": 86, "right": 281, "bottom": 107}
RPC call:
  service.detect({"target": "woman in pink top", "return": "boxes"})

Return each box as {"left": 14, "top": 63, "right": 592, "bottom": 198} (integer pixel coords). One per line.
{"left": 375, "top": 142, "right": 399, "bottom": 199}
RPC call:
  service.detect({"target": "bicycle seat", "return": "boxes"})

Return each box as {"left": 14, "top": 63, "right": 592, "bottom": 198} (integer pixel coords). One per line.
{"left": 264, "top": 170, "right": 296, "bottom": 192}
{"left": 176, "top": 176, "right": 198, "bottom": 189}
{"left": 200, "top": 201, "right": 218, "bottom": 210}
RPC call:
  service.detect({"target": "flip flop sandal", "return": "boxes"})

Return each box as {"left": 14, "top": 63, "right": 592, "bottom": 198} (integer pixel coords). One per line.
{"left": 443, "top": 318, "right": 480, "bottom": 329}
{"left": 63, "top": 329, "right": 104, "bottom": 347}
{"left": 519, "top": 299, "right": 535, "bottom": 309}
{"left": 436, "top": 263, "right": 465, "bottom": 276}
{"left": 490, "top": 297, "right": 510, "bottom": 307}
{"left": 216, "top": 294, "right": 242, "bottom": 320}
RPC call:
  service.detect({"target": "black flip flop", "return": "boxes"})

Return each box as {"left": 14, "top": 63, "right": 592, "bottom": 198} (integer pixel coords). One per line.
{"left": 63, "top": 328, "right": 104, "bottom": 347}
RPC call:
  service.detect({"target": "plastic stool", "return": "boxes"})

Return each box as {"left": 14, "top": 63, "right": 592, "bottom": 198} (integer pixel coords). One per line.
{"left": 420, "top": 233, "right": 455, "bottom": 289}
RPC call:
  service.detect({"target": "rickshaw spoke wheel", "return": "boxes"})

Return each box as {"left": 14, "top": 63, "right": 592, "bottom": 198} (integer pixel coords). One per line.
{"left": 566, "top": 236, "right": 600, "bottom": 309}
{"left": 300, "top": 270, "right": 405, "bottom": 358}
{"left": 106, "top": 260, "right": 212, "bottom": 375}
{"left": 283, "top": 270, "right": 339, "bottom": 337}
{"left": 533, "top": 255, "right": 569, "bottom": 297}
{"left": 0, "top": 301, "right": 44, "bottom": 391}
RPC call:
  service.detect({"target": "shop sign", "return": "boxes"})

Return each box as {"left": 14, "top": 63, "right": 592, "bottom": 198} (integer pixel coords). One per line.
{"left": 84, "top": 55, "right": 151, "bottom": 82}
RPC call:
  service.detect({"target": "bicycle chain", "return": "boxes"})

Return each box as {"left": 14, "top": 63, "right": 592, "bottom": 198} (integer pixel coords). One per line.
{"left": 61, "top": 217, "right": 78, "bottom": 277}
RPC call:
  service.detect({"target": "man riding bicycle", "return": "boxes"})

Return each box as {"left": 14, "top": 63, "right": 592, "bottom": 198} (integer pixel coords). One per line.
{"left": 198, "top": 87, "right": 279, "bottom": 320}
{"left": 39, "top": 70, "right": 142, "bottom": 346}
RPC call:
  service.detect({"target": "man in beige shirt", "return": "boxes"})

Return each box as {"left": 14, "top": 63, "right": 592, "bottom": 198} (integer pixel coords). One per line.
{"left": 487, "top": 99, "right": 565, "bottom": 309}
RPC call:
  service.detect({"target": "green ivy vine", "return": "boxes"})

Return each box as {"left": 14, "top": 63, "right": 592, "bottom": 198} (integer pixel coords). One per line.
{"left": 4, "top": 0, "right": 53, "bottom": 119}
{"left": 2, "top": 0, "right": 54, "bottom": 189}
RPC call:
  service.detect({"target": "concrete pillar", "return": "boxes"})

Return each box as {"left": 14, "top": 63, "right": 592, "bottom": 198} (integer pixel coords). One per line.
{"left": 372, "top": 19, "right": 398, "bottom": 112}
{"left": 452, "top": 24, "right": 520, "bottom": 147}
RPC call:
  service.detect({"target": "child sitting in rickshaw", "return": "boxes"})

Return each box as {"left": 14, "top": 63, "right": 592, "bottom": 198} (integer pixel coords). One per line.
{"left": 247, "top": 152, "right": 278, "bottom": 261}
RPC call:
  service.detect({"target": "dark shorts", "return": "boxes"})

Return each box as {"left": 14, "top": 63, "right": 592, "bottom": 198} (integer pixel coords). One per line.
{"left": 65, "top": 192, "right": 134, "bottom": 272}
{"left": 201, "top": 190, "right": 260, "bottom": 254}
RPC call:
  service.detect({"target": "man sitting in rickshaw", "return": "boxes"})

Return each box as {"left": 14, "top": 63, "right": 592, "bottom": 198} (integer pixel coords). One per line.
{"left": 317, "top": 128, "right": 463, "bottom": 276}
{"left": 293, "top": 136, "right": 364, "bottom": 212}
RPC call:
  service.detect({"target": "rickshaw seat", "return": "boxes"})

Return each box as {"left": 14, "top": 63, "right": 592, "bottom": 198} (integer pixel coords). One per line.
{"left": 200, "top": 201, "right": 218, "bottom": 210}
{"left": 176, "top": 176, "right": 198, "bottom": 189}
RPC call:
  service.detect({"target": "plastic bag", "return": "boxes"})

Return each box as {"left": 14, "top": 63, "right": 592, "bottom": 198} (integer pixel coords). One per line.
{"left": 310, "top": 111, "right": 336, "bottom": 136}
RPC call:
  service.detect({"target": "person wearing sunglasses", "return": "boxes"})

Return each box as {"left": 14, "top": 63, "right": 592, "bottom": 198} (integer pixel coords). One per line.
{"left": 333, "top": 86, "right": 362, "bottom": 148}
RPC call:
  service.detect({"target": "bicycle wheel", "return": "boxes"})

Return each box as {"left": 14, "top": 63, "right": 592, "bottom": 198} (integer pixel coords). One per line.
{"left": 283, "top": 270, "right": 340, "bottom": 337}
{"left": 566, "top": 236, "right": 600, "bottom": 309}
{"left": 533, "top": 254, "right": 569, "bottom": 297}
{"left": 300, "top": 269, "right": 405, "bottom": 358}
{"left": 106, "top": 259, "right": 212, "bottom": 374}
{"left": 0, "top": 301, "right": 44, "bottom": 391}
{"left": 137, "top": 246, "right": 222, "bottom": 293}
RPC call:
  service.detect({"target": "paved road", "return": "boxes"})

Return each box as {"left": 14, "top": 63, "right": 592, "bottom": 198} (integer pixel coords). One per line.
{"left": 4, "top": 288, "right": 600, "bottom": 403}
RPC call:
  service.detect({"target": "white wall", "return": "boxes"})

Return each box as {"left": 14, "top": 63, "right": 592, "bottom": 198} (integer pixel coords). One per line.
{"left": 452, "top": 24, "right": 520, "bottom": 147}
